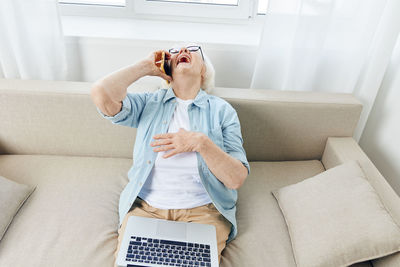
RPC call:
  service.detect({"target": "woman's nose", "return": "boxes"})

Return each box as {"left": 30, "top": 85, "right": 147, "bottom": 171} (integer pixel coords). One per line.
{"left": 179, "top": 47, "right": 189, "bottom": 54}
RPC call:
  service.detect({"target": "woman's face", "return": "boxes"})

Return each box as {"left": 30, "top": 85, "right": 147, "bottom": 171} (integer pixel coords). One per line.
{"left": 169, "top": 43, "right": 205, "bottom": 81}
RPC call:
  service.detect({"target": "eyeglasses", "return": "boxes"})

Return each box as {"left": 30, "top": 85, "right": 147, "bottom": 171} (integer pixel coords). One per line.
{"left": 168, "top": 45, "right": 204, "bottom": 61}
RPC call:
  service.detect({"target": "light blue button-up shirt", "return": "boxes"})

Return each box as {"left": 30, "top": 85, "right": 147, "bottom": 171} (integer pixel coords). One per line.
{"left": 96, "top": 87, "right": 250, "bottom": 243}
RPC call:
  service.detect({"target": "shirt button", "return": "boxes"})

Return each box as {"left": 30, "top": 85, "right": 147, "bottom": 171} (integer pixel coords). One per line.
{"left": 147, "top": 160, "right": 151, "bottom": 164}
{"left": 172, "top": 99, "right": 176, "bottom": 103}
{"left": 139, "top": 182, "right": 143, "bottom": 186}
{"left": 163, "top": 120, "right": 167, "bottom": 124}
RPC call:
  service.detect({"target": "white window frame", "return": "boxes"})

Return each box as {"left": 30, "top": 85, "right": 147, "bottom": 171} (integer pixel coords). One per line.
{"left": 58, "top": 1, "right": 130, "bottom": 18}
{"left": 58, "top": 0, "right": 261, "bottom": 24}
{"left": 134, "top": 0, "right": 254, "bottom": 20}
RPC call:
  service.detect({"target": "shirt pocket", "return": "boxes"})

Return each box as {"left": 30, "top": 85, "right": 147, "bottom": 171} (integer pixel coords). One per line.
{"left": 209, "top": 126, "right": 225, "bottom": 151}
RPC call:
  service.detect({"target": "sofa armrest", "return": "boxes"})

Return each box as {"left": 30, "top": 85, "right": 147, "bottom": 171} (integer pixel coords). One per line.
{"left": 322, "top": 137, "right": 400, "bottom": 267}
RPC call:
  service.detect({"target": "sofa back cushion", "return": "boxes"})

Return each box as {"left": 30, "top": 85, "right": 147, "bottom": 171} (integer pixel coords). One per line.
{"left": 0, "top": 79, "right": 362, "bottom": 161}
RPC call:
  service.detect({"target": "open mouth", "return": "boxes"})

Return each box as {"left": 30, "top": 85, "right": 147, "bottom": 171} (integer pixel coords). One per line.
{"left": 177, "top": 54, "right": 191, "bottom": 66}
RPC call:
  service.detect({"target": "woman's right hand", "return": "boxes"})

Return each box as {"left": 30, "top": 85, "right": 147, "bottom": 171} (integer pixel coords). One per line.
{"left": 143, "top": 50, "right": 173, "bottom": 82}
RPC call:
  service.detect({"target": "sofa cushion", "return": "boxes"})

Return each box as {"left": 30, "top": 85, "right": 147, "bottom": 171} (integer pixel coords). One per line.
{"left": 0, "top": 175, "right": 36, "bottom": 241}
{"left": 0, "top": 78, "right": 362, "bottom": 162}
{"left": 0, "top": 154, "right": 131, "bottom": 267}
{"left": 0, "top": 155, "right": 373, "bottom": 267}
{"left": 271, "top": 160, "right": 400, "bottom": 267}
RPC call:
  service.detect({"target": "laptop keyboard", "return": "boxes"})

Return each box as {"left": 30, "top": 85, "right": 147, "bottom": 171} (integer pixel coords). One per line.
{"left": 125, "top": 235, "right": 212, "bottom": 267}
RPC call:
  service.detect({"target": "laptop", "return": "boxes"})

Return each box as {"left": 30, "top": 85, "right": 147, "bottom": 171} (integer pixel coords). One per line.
{"left": 116, "top": 216, "right": 219, "bottom": 267}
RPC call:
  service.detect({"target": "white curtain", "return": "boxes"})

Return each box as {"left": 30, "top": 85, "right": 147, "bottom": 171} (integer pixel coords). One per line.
{"left": 0, "top": 0, "right": 67, "bottom": 80}
{"left": 251, "top": 0, "right": 400, "bottom": 141}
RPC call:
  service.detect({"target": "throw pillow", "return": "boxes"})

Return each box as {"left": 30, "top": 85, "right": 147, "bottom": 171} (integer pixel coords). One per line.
{"left": 0, "top": 175, "right": 36, "bottom": 241}
{"left": 272, "top": 160, "right": 400, "bottom": 267}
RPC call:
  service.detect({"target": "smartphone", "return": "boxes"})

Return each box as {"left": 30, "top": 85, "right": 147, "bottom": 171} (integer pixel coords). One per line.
{"left": 161, "top": 51, "right": 171, "bottom": 77}
{"left": 163, "top": 57, "right": 171, "bottom": 77}
{"left": 156, "top": 51, "right": 172, "bottom": 82}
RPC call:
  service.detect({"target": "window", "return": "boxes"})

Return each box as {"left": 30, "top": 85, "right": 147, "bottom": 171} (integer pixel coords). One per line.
{"left": 134, "top": 0, "right": 252, "bottom": 20}
{"left": 59, "top": 0, "right": 268, "bottom": 21}
{"left": 151, "top": 0, "right": 238, "bottom": 4}
{"left": 59, "top": 0, "right": 125, "bottom": 6}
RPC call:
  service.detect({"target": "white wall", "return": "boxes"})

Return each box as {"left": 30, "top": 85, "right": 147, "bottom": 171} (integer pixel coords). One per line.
{"left": 359, "top": 35, "right": 400, "bottom": 197}
{"left": 64, "top": 36, "right": 258, "bottom": 89}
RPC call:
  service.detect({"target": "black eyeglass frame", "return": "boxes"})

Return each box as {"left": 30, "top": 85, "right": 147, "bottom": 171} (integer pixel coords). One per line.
{"left": 168, "top": 45, "right": 204, "bottom": 61}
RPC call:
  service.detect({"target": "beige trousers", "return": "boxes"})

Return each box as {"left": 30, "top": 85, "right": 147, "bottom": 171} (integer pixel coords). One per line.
{"left": 114, "top": 197, "right": 232, "bottom": 266}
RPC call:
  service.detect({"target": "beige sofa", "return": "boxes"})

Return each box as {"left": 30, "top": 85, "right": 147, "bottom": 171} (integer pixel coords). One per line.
{"left": 0, "top": 78, "right": 399, "bottom": 267}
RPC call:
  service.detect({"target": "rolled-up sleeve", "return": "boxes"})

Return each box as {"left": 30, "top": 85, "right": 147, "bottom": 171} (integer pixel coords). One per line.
{"left": 222, "top": 105, "right": 250, "bottom": 175}
{"left": 96, "top": 92, "right": 152, "bottom": 128}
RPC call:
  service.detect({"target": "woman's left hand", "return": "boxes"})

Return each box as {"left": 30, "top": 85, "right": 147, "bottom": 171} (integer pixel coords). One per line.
{"left": 151, "top": 128, "right": 205, "bottom": 158}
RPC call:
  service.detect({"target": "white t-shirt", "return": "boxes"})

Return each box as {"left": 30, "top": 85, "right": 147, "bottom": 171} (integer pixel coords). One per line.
{"left": 138, "top": 97, "right": 213, "bottom": 209}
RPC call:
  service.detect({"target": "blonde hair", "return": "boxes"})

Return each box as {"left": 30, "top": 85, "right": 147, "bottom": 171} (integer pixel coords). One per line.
{"left": 160, "top": 42, "right": 216, "bottom": 94}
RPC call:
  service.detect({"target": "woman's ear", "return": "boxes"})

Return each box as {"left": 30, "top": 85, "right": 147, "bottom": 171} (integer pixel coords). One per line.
{"left": 201, "top": 63, "right": 206, "bottom": 76}
{"left": 200, "top": 63, "right": 206, "bottom": 83}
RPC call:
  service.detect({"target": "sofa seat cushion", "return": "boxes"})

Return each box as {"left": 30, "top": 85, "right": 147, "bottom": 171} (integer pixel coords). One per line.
{"left": 221, "top": 160, "right": 373, "bottom": 267}
{"left": 0, "top": 154, "right": 131, "bottom": 267}
{"left": 0, "top": 155, "right": 373, "bottom": 267}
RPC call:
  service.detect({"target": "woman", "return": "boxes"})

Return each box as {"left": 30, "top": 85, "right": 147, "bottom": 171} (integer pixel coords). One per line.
{"left": 91, "top": 42, "right": 250, "bottom": 265}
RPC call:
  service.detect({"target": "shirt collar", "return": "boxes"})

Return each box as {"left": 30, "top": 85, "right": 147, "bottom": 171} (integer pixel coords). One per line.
{"left": 163, "top": 87, "right": 209, "bottom": 108}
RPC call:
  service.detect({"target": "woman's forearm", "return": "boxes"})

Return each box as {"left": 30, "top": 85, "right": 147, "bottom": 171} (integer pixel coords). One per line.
{"left": 92, "top": 60, "right": 149, "bottom": 104}
{"left": 197, "top": 135, "right": 248, "bottom": 190}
